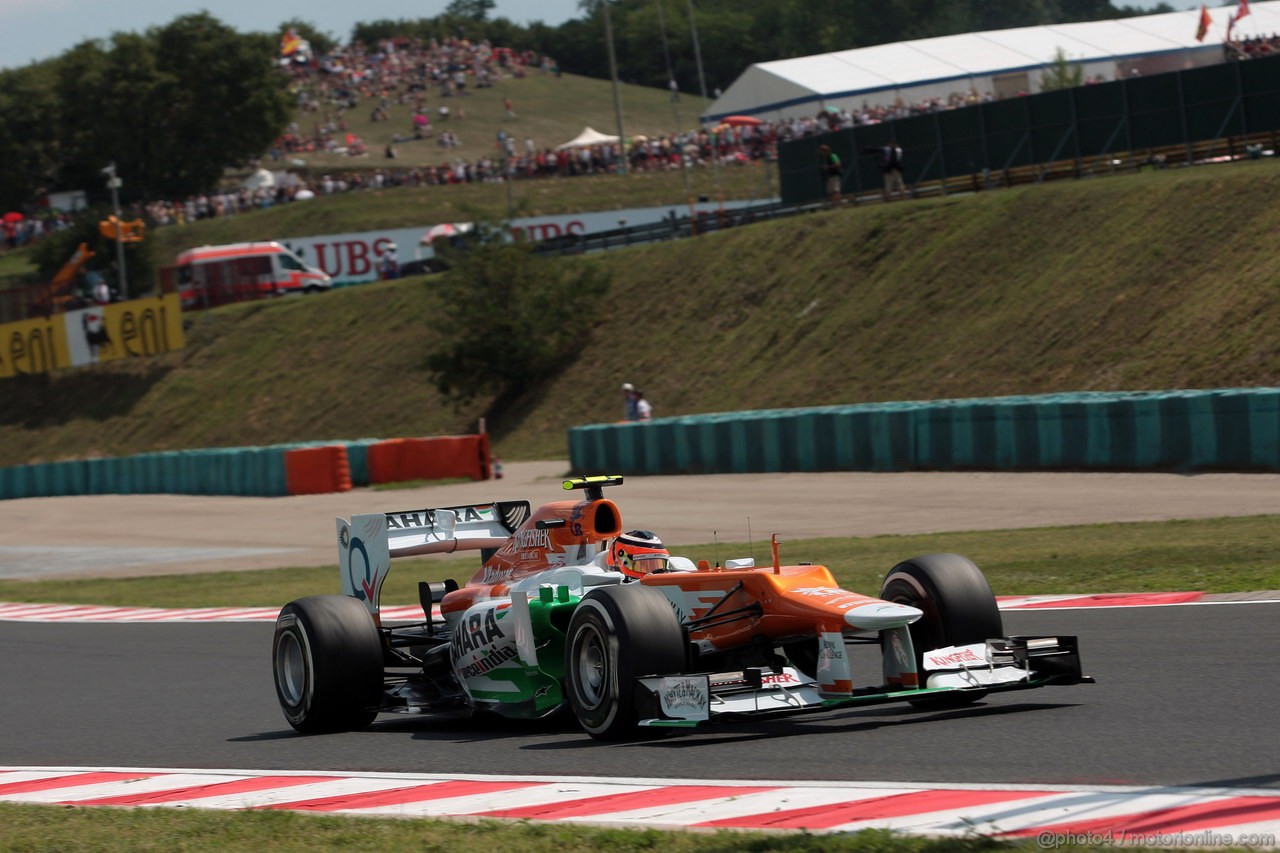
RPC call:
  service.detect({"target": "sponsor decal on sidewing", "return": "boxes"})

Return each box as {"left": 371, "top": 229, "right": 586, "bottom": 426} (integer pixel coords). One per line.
{"left": 659, "top": 676, "right": 710, "bottom": 719}
{"left": 923, "top": 642, "right": 991, "bottom": 670}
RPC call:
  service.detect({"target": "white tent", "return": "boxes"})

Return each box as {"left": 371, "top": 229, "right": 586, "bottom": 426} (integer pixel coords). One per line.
{"left": 242, "top": 168, "right": 276, "bottom": 191}
{"left": 705, "top": 2, "right": 1280, "bottom": 122}
{"left": 556, "top": 127, "right": 621, "bottom": 150}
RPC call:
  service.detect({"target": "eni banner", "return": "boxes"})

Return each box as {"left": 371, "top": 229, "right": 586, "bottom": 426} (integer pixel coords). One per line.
{"left": 0, "top": 294, "right": 185, "bottom": 380}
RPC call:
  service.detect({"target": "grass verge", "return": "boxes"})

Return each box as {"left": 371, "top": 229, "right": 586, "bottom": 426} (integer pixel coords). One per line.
{"left": 7, "top": 162, "right": 1280, "bottom": 468}
{"left": 1, "top": 515, "right": 1275, "bottom": 609}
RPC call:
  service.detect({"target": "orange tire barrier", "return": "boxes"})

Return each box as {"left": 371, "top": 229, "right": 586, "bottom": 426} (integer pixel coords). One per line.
{"left": 284, "top": 445, "right": 353, "bottom": 495}
{"left": 366, "top": 434, "right": 491, "bottom": 485}
{"left": 365, "top": 438, "right": 407, "bottom": 485}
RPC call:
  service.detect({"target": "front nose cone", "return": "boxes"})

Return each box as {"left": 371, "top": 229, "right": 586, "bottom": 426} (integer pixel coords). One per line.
{"left": 844, "top": 601, "right": 922, "bottom": 630}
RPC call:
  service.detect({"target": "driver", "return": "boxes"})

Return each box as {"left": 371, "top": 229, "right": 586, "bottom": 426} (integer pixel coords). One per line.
{"left": 608, "top": 530, "right": 671, "bottom": 581}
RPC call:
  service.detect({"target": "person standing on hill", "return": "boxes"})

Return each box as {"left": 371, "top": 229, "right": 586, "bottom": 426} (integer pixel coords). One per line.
{"left": 864, "top": 140, "right": 907, "bottom": 202}
{"left": 621, "top": 382, "right": 639, "bottom": 421}
{"left": 633, "top": 390, "right": 653, "bottom": 421}
{"left": 818, "top": 144, "right": 843, "bottom": 206}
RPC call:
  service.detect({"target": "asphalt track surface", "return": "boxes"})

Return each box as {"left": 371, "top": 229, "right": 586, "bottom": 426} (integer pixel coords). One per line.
{"left": 5, "top": 464, "right": 1280, "bottom": 579}
{"left": 4, "top": 468, "right": 1278, "bottom": 794}
{"left": 3, "top": 602, "right": 1277, "bottom": 789}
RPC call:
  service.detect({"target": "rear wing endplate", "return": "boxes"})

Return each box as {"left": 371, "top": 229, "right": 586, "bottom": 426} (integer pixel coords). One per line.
{"left": 336, "top": 500, "right": 530, "bottom": 615}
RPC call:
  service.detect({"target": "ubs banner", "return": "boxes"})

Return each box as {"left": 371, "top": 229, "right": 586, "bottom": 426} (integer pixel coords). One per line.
{"left": 0, "top": 294, "right": 185, "bottom": 380}
{"left": 277, "top": 199, "right": 774, "bottom": 285}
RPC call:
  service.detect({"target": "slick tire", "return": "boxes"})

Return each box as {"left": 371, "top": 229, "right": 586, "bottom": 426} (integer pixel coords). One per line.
{"left": 565, "top": 584, "right": 686, "bottom": 740}
{"left": 272, "top": 594, "right": 383, "bottom": 733}
{"left": 880, "top": 553, "right": 1003, "bottom": 711}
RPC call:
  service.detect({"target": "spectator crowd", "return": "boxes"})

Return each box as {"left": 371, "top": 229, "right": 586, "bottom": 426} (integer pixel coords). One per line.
{"left": 4, "top": 26, "right": 1238, "bottom": 251}
{"left": 1224, "top": 32, "right": 1280, "bottom": 60}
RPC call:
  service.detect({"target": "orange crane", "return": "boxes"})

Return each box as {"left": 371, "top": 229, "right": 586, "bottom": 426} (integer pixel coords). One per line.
{"left": 42, "top": 242, "right": 95, "bottom": 312}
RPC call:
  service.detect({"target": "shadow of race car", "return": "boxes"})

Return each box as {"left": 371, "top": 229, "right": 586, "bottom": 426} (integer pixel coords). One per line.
{"left": 272, "top": 476, "right": 1091, "bottom": 739}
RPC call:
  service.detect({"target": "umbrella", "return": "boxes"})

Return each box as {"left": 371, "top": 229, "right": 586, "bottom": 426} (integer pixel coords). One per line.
{"left": 721, "top": 115, "right": 762, "bottom": 127}
{"left": 2, "top": 212, "right": 24, "bottom": 224}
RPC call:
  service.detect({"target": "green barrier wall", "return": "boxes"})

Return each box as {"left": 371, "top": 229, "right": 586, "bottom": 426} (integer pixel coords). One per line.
{"left": 780, "top": 54, "right": 1280, "bottom": 204}
{"left": 568, "top": 389, "right": 1280, "bottom": 476}
{"left": 0, "top": 438, "right": 383, "bottom": 501}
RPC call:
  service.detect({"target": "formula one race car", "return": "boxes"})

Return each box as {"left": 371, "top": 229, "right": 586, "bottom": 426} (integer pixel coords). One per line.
{"left": 272, "top": 476, "right": 1091, "bottom": 739}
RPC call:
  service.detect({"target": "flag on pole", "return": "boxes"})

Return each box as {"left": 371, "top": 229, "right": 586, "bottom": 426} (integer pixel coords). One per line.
{"left": 1195, "top": 5, "right": 1212, "bottom": 42}
{"left": 1236, "top": 0, "right": 1251, "bottom": 21}
{"left": 281, "top": 29, "right": 302, "bottom": 57}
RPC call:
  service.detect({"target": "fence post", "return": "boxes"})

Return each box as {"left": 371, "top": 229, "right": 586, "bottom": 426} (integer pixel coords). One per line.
{"left": 1234, "top": 59, "right": 1250, "bottom": 137}
{"left": 933, "top": 111, "right": 948, "bottom": 195}
{"left": 1121, "top": 77, "right": 1134, "bottom": 170}
{"left": 1070, "top": 87, "right": 1082, "bottom": 178}
{"left": 1176, "top": 70, "right": 1194, "bottom": 164}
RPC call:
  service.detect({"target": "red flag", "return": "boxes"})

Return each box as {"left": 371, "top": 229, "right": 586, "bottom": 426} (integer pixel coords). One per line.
{"left": 1195, "top": 5, "right": 1212, "bottom": 42}
{"left": 1236, "top": 0, "right": 1251, "bottom": 21}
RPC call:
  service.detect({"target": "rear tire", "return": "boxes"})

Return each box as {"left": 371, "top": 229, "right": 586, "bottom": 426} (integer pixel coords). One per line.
{"left": 272, "top": 595, "right": 384, "bottom": 733}
{"left": 565, "top": 585, "right": 686, "bottom": 740}
{"left": 880, "top": 553, "right": 1003, "bottom": 710}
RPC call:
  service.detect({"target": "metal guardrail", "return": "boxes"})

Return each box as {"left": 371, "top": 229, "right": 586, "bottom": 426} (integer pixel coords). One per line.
{"left": 531, "top": 198, "right": 825, "bottom": 257}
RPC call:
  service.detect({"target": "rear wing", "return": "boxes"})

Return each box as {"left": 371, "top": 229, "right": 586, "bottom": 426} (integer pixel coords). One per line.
{"left": 337, "top": 501, "right": 530, "bottom": 615}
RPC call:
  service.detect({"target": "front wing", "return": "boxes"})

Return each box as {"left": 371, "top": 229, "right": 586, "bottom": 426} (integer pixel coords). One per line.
{"left": 633, "top": 635, "right": 1092, "bottom": 729}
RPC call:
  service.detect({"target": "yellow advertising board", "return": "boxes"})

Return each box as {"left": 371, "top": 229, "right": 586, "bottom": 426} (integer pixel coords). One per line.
{"left": 0, "top": 314, "right": 66, "bottom": 379}
{"left": 0, "top": 294, "right": 185, "bottom": 380}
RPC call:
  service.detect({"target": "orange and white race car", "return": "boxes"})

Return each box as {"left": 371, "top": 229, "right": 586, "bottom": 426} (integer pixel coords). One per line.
{"left": 272, "top": 476, "right": 1091, "bottom": 739}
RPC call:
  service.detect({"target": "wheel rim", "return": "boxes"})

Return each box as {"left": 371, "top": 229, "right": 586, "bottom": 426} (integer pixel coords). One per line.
{"left": 573, "top": 623, "right": 609, "bottom": 711}
{"left": 275, "top": 629, "right": 308, "bottom": 707}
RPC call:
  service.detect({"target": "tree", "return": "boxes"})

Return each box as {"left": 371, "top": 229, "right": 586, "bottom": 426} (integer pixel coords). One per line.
{"left": 145, "top": 14, "right": 292, "bottom": 198}
{"left": 1040, "top": 46, "right": 1085, "bottom": 91}
{"left": 0, "top": 63, "right": 60, "bottom": 210}
{"left": 52, "top": 35, "right": 176, "bottom": 205}
{"left": 48, "top": 13, "right": 291, "bottom": 203}
{"left": 445, "top": 0, "right": 497, "bottom": 22}
{"left": 424, "top": 226, "right": 611, "bottom": 408}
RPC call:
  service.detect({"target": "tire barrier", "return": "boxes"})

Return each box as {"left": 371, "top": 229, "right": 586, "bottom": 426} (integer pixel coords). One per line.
{"left": 568, "top": 388, "right": 1280, "bottom": 476}
{"left": 365, "top": 434, "right": 492, "bottom": 485}
{"left": 0, "top": 433, "right": 490, "bottom": 500}
{"left": 284, "top": 446, "right": 353, "bottom": 496}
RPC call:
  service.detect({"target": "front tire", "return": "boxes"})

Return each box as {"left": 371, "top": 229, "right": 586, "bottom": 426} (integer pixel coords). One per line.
{"left": 565, "top": 585, "right": 686, "bottom": 740}
{"left": 272, "top": 594, "right": 384, "bottom": 733}
{"left": 880, "top": 553, "right": 1003, "bottom": 710}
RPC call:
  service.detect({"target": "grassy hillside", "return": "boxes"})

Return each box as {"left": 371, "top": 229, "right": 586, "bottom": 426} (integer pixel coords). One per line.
{"left": 289, "top": 72, "right": 712, "bottom": 171}
{"left": 3, "top": 161, "right": 1279, "bottom": 466}
{"left": 159, "top": 71, "right": 727, "bottom": 268}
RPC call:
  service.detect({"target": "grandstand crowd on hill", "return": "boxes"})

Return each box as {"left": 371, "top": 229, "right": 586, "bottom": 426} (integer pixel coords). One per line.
{"left": 1, "top": 214, "right": 70, "bottom": 252}
{"left": 1224, "top": 32, "right": 1280, "bottom": 60}
{"left": 7, "top": 26, "right": 1257, "bottom": 250}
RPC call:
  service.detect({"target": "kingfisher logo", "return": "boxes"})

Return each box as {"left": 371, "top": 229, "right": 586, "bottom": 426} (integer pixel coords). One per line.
{"left": 924, "top": 646, "right": 987, "bottom": 669}
{"left": 514, "top": 528, "right": 552, "bottom": 551}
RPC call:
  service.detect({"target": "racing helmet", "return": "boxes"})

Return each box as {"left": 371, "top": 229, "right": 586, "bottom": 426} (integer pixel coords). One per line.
{"left": 609, "top": 530, "right": 670, "bottom": 580}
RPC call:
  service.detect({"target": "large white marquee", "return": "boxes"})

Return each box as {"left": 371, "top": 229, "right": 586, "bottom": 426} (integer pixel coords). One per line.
{"left": 703, "top": 3, "right": 1280, "bottom": 122}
